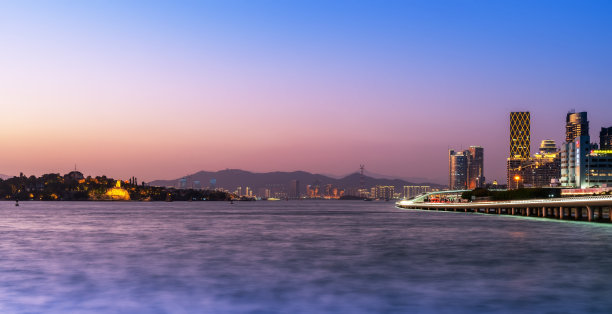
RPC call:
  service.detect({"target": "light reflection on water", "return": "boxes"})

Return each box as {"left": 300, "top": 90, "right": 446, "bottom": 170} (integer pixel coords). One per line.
{"left": 1, "top": 201, "right": 612, "bottom": 313}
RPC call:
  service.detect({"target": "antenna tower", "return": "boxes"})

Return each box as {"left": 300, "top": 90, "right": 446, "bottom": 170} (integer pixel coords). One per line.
{"left": 359, "top": 164, "right": 365, "bottom": 190}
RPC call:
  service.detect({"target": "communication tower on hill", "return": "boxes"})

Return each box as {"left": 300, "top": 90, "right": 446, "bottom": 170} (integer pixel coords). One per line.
{"left": 359, "top": 165, "right": 365, "bottom": 190}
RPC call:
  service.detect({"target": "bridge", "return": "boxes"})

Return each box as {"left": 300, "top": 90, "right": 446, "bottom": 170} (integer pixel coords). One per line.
{"left": 396, "top": 194, "right": 612, "bottom": 222}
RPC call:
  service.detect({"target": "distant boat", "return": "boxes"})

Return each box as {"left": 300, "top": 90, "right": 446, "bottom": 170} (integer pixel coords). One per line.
{"left": 15, "top": 200, "right": 19, "bottom": 207}
{"left": 165, "top": 194, "right": 172, "bottom": 202}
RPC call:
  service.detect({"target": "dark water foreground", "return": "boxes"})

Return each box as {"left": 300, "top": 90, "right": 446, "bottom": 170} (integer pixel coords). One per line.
{"left": 1, "top": 201, "right": 612, "bottom": 313}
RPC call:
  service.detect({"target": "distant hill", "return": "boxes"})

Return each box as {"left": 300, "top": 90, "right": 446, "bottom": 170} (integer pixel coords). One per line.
{"left": 149, "top": 169, "right": 445, "bottom": 193}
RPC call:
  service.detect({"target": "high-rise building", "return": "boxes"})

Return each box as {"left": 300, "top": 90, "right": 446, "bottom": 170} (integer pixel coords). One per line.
{"left": 372, "top": 186, "right": 395, "bottom": 200}
{"left": 511, "top": 140, "right": 561, "bottom": 188}
{"left": 508, "top": 112, "right": 531, "bottom": 188}
{"left": 509, "top": 112, "right": 531, "bottom": 159}
{"left": 288, "top": 180, "right": 300, "bottom": 199}
{"left": 600, "top": 127, "right": 612, "bottom": 150}
{"left": 403, "top": 186, "right": 431, "bottom": 199}
{"left": 449, "top": 149, "right": 468, "bottom": 190}
{"left": 467, "top": 146, "right": 484, "bottom": 189}
{"left": 561, "top": 112, "right": 612, "bottom": 188}
{"left": 566, "top": 111, "right": 589, "bottom": 143}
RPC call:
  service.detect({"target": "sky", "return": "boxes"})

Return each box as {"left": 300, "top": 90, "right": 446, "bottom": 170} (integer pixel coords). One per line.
{"left": 1, "top": 0, "right": 611, "bottom": 184}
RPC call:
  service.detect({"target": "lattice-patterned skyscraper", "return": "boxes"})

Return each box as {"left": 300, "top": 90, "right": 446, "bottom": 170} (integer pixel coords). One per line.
{"left": 509, "top": 112, "right": 531, "bottom": 159}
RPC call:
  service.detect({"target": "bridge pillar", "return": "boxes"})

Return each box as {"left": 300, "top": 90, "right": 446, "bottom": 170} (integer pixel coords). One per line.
{"left": 575, "top": 208, "right": 580, "bottom": 220}
{"left": 587, "top": 206, "right": 593, "bottom": 222}
{"left": 496, "top": 208, "right": 501, "bottom": 214}
{"left": 541, "top": 207, "right": 545, "bottom": 217}
{"left": 526, "top": 207, "right": 530, "bottom": 217}
{"left": 559, "top": 207, "right": 564, "bottom": 220}
{"left": 511, "top": 208, "right": 515, "bottom": 215}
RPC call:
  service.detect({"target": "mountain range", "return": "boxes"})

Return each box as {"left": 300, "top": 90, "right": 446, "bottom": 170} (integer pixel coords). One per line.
{"left": 149, "top": 169, "right": 445, "bottom": 192}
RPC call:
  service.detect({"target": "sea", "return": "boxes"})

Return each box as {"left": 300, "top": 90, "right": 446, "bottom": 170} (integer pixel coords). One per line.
{"left": 1, "top": 200, "right": 612, "bottom": 313}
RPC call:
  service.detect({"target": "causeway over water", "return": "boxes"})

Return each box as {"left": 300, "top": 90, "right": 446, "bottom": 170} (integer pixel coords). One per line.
{"left": 397, "top": 195, "right": 612, "bottom": 222}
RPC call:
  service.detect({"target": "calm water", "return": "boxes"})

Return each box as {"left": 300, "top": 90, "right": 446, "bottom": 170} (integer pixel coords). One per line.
{"left": 1, "top": 201, "right": 612, "bottom": 313}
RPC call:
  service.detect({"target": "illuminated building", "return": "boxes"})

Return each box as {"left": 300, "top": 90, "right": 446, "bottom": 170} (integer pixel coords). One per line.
{"left": 562, "top": 137, "right": 612, "bottom": 188}
{"left": 467, "top": 146, "right": 484, "bottom": 189}
{"left": 601, "top": 127, "right": 612, "bottom": 150}
{"left": 403, "top": 186, "right": 431, "bottom": 199}
{"left": 507, "top": 112, "right": 531, "bottom": 188}
{"left": 510, "top": 112, "right": 531, "bottom": 159}
{"left": 372, "top": 186, "right": 395, "bottom": 200}
{"left": 358, "top": 188, "right": 370, "bottom": 198}
{"left": 104, "top": 180, "right": 131, "bottom": 200}
{"left": 449, "top": 149, "right": 468, "bottom": 190}
{"left": 561, "top": 112, "right": 612, "bottom": 188}
{"left": 509, "top": 140, "right": 561, "bottom": 188}
{"left": 566, "top": 111, "right": 589, "bottom": 143}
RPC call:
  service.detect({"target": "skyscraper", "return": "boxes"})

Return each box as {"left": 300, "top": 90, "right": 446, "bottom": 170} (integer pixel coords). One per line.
{"left": 566, "top": 111, "right": 589, "bottom": 143}
{"left": 508, "top": 112, "right": 530, "bottom": 188}
{"left": 600, "top": 126, "right": 612, "bottom": 150}
{"left": 467, "top": 146, "right": 484, "bottom": 189}
{"left": 449, "top": 149, "right": 468, "bottom": 190}
{"left": 509, "top": 112, "right": 531, "bottom": 159}
{"left": 288, "top": 180, "right": 300, "bottom": 199}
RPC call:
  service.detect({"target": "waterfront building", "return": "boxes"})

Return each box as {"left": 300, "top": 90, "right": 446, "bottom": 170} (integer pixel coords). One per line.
{"left": 449, "top": 149, "right": 468, "bottom": 190}
{"left": 467, "top": 146, "right": 485, "bottom": 189}
{"left": 403, "top": 185, "right": 431, "bottom": 199}
{"left": 510, "top": 112, "right": 531, "bottom": 159}
{"left": 561, "top": 112, "right": 612, "bottom": 188}
{"left": 601, "top": 127, "right": 612, "bottom": 150}
{"left": 307, "top": 185, "right": 319, "bottom": 198}
{"left": 372, "top": 185, "right": 395, "bottom": 200}
{"left": 566, "top": 111, "right": 589, "bottom": 143}
{"left": 507, "top": 112, "right": 531, "bottom": 188}
{"left": 357, "top": 188, "right": 370, "bottom": 199}
{"left": 509, "top": 140, "right": 561, "bottom": 188}
{"left": 288, "top": 180, "right": 300, "bottom": 199}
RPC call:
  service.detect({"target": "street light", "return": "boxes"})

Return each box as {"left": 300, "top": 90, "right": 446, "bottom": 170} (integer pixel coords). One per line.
{"left": 514, "top": 175, "right": 521, "bottom": 189}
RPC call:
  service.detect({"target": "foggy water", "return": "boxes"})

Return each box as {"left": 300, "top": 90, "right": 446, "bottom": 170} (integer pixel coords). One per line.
{"left": 1, "top": 201, "right": 612, "bottom": 313}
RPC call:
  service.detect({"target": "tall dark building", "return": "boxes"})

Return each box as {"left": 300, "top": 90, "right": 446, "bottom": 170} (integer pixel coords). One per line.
{"left": 467, "top": 146, "right": 484, "bottom": 189}
{"left": 288, "top": 179, "right": 300, "bottom": 199}
{"left": 601, "top": 126, "right": 612, "bottom": 150}
{"left": 449, "top": 149, "right": 468, "bottom": 190}
{"left": 509, "top": 112, "right": 530, "bottom": 159}
{"left": 566, "top": 111, "right": 589, "bottom": 143}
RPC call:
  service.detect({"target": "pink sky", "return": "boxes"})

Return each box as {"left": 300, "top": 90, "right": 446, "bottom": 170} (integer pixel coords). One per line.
{"left": 1, "top": 2, "right": 611, "bottom": 184}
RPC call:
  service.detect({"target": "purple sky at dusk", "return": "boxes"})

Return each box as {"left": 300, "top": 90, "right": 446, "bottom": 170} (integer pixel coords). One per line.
{"left": 1, "top": 1, "right": 611, "bottom": 184}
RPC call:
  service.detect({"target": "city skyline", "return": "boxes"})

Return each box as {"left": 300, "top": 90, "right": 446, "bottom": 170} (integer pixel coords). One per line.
{"left": 1, "top": 1, "right": 612, "bottom": 183}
